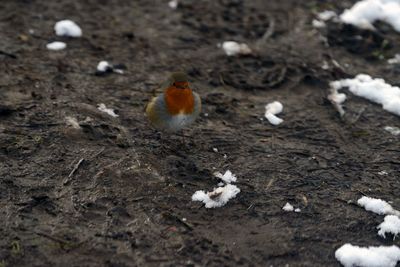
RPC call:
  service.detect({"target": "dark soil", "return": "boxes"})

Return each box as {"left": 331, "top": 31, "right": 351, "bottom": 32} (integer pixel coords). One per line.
{"left": 1, "top": 0, "right": 400, "bottom": 266}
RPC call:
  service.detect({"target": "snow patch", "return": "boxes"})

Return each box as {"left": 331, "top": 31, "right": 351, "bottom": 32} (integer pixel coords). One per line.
{"left": 54, "top": 20, "right": 82, "bottom": 37}
{"left": 377, "top": 215, "right": 400, "bottom": 239}
{"left": 335, "top": 243, "right": 400, "bottom": 267}
{"left": 384, "top": 126, "right": 400, "bottom": 136}
{"left": 318, "top": 10, "right": 337, "bottom": 21}
{"left": 168, "top": 0, "right": 178, "bottom": 9}
{"left": 282, "top": 202, "right": 294, "bottom": 212}
{"left": 221, "top": 41, "right": 252, "bottom": 56}
{"left": 97, "top": 103, "right": 119, "bottom": 117}
{"left": 192, "top": 184, "right": 240, "bottom": 208}
{"left": 313, "top": 10, "right": 338, "bottom": 28}
{"left": 65, "top": 116, "right": 80, "bottom": 129}
{"left": 97, "top": 61, "right": 113, "bottom": 72}
{"left": 96, "top": 61, "right": 125, "bottom": 74}
{"left": 214, "top": 170, "right": 237, "bottom": 184}
{"left": 282, "top": 202, "right": 301, "bottom": 212}
{"left": 192, "top": 170, "right": 240, "bottom": 208}
{"left": 330, "top": 74, "right": 400, "bottom": 117}
{"left": 46, "top": 41, "right": 66, "bottom": 51}
{"left": 312, "top": 19, "right": 326, "bottom": 28}
{"left": 265, "top": 101, "right": 283, "bottom": 125}
{"left": 357, "top": 196, "right": 398, "bottom": 215}
{"left": 340, "top": 0, "right": 400, "bottom": 32}
{"left": 388, "top": 54, "right": 400, "bottom": 65}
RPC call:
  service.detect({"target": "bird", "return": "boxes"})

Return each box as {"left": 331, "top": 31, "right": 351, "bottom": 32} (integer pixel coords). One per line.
{"left": 146, "top": 72, "right": 201, "bottom": 133}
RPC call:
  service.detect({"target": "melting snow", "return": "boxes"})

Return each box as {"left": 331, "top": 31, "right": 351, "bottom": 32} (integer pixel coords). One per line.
{"left": 193, "top": 170, "right": 240, "bottom": 208}
{"left": 312, "top": 19, "right": 326, "bottom": 28}
{"left": 96, "top": 61, "right": 125, "bottom": 74}
{"left": 335, "top": 243, "right": 400, "bottom": 267}
{"left": 168, "top": 0, "right": 178, "bottom": 9}
{"left": 388, "top": 54, "right": 400, "bottom": 65}
{"left": 192, "top": 184, "right": 240, "bottom": 208}
{"left": 378, "top": 170, "right": 388, "bottom": 176}
{"left": 318, "top": 10, "right": 337, "bottom": 21}
{"left": 282, "top": 202, "right": 301, "bottom": 212}
{"left": 265, "top": 101, "right": 283, "bottom": 125}
{"left": 313, "top": 10, "right": 338, "bottom": 28}
{"left": 54, "top": 20, "right": 82, "bottom": 37}
{"left": 46, "top": 41, "right": 66, "bottom": 50}
{"left": 282, "top": 202, "right": 294, "bottom": 212}
{"left": 330, "top": 74, "right": 400, "bottom": 117}
{"left": 357, "top": 196, "right": 398, "bottom": 215}
{"left": 377, "top": 215, "right": 400, "bottom": 239}
{"left": 384, "top": 126, "right": 400, "bottom": 136}
{"left": 65, "top": 116, "right": 81, "bottom": 129}
{"left": 340, "top": 0, "right": 400, "bottom": 32}
{"left": 214, "top": 170, "right": 237, "bottom": 184}
{"left": 221, "top": 41, "right": 252, "bottom": 56}
{"left": 97, "top": 103, "right": 119, "bottom": 117}
{"left": 97, "top": 61, "right": 113, "bottom": 72}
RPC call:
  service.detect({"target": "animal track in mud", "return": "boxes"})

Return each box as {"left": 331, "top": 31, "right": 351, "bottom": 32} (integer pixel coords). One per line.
{"left": 179, "top": 0, "right": 284, "bottom": 40}
{"left": 209, "top": 56, "right": 289, "bottom": 90}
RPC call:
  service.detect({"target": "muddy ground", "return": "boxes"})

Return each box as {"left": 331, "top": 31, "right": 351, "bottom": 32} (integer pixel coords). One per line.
{"left": 1, "top": 0, "right": 400, "bottom": 266}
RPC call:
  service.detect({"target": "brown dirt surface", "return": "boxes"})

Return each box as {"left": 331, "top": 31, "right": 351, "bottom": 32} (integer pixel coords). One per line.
{"left": 1, "top": 0, "right": 400, "bottom": 266}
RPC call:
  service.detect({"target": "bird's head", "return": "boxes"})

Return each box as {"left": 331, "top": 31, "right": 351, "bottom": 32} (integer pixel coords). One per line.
{"left": 167, "top": 72, "right": 190, "bottom": 90}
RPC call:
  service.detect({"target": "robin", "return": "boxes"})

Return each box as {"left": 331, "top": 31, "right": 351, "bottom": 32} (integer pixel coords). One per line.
{"left": 146, "top": 72, "right": 201, "bottom": 132}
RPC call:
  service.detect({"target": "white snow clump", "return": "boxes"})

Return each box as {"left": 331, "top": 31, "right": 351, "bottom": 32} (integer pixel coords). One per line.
{"left": 330, "top": 74, "right": 400, "bottom": 117}
{"left": 340, "top": 0, "right": 400, "bottom": 32}
{"left": 384, "top": 126, "right": 400, "bottom": 136}
{"left": 46, "top": 41, "right": 66, "bottom": 51}
{"left": 192, "top": 184, "right": 240, "bottom": 209}
{"left": 54, "top": 20, "right": 82, "bottom": 37}
{"left": 214, "top": 170, "right": 237, "bottom": 184}
{"left": 377, "top": 215, "right": 400, "bottom": 238}
{"left": 313, "top": 10, "right": 338, "bottom": 28}
{"left": 388, "top": 54, "right": 400, "bottom": 65}
{"left": 97, "top": 103, "right": 119, "bottom": 117}
{"left": 282, "top": 202, "right": 294, "bottom": 212}
{"left": 97, "top": 61, "right": 112, "bottom": 72}
{"left": 265, "top": 101, "right": 283, "bottom": 125}
{"left": 357, "top": 196, "right": 397, "bottom": 215}
{"left": 192, "top": 170, "right": 240, "bottom": 208}
{"left": 168, "top": 0, "right": 178, "bottom": 9}
{"left": 335, "top": 243, "right": 400, "bottom": 267}
{"left": 221, "top": 41, "right": 252, "bottom": 56}
{"left": 282, "top": 202, "right": 301, "bottom": 212}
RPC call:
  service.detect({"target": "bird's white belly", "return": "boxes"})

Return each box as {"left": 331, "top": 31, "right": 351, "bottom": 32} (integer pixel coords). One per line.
{"left": 167, "top": 114, "right": 193, "bottom": 130}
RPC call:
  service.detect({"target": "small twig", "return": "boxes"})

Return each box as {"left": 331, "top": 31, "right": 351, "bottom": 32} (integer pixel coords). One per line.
{"left": 355, "top": 189, "right": 368, "bottom": 196}
{"left": 0, "top": 50, "right": 17, "bottom": 59}
{"left": 162, "top": 212, "right": 194, "bottom": 231}
{"left": 255, "top": 17, "right": 276, "bottom": 50}
{"left": 247, "top": 203, "right": 255, "bottom": 210}
{"left": 68, "top": 158, "right": 85, "bottom": 178}
{"left": 16, "top": 123, "right": 60, "bottom": 128}
{"left": 265, "top": 179, "right": 275, "bottom": 191}
{"left": 349, "top": 106, "right": 366, "bottom": 124}
{"left": 91, "top": 147, "right": 105, "bottom": 159}
{"left": 34, "top": 231, "right": 69, "bottom": 245}
{"left": 260, "top": 17, "right": 275, "bottom": 43}
{"left": 64, "top": 158, "right": 85, "bottom": 185}
{"left": 219, "top": 72, "right": 226, "bottom": 87}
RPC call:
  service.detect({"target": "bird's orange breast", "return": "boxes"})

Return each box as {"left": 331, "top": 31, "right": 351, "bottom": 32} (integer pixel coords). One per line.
{"left": 164, "top": 86, "right": 195, "bottom": 115}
